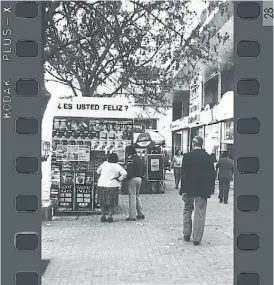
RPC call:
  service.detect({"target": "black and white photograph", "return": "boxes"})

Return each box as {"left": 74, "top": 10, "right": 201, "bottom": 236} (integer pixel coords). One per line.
{"left": 41, "top": 1, "right": 234, "bottom": 284}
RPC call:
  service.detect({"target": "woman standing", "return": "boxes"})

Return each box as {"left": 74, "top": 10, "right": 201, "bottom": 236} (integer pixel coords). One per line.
{"left": 171, "top": 150, "right": 183, "bottom": 189}
{"left": 97, "top": 153, "right": 127, "bottom": 223}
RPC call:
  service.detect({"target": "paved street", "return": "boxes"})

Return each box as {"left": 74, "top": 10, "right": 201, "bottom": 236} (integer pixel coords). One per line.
{"left": 42, "top": 159, "right": 51, "bottom": 203}
{"left": 42, "top": 173, "right": 233, "bottom": 285}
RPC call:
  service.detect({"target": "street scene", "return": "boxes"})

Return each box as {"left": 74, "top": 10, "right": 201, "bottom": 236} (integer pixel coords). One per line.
{"left": 41, "top": 1, "right": 234, "bottom": 284}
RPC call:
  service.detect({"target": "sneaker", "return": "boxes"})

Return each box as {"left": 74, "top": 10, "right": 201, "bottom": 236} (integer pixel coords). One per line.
{"left": 101, "top": 216, "right": 107, "bottom": 222}
{"left": 136, "top": 215, "right": 145, "bottom": 220}
{"left": 183, "top": 236, "right": 190, "bottom": 242}
{"left": 193, "top": 241, "right": 200, "bottom": 246}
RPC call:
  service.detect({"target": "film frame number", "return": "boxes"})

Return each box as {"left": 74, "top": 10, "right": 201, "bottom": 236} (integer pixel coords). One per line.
{"left": 264, "top": 7, "right": 273, "bottom": 19}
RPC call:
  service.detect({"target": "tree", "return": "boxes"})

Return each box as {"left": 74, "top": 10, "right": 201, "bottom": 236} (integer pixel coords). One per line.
{"left": 41, "top": 0, "right": 232, "bottom": 115}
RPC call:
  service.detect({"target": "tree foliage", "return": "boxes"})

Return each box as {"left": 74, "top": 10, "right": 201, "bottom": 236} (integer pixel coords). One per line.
{"left": 44, "top": 0, "right": 232, "bottom": 107}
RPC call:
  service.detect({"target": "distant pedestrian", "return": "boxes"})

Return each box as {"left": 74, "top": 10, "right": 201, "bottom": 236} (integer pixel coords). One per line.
{"left": 163, "top": 149, "right": 170, "bottom": 179}
{"left": 97, "top": 153, "right": 127, "bottom": 223}
{"left": 125, "top": 145, "right": 145, "bottom": 221}
{"left": 180, "top": 136, "right": 216, "bottom": 246}
{"left": 210, "top": 153, "right": 218, "bottom": 194}
{"left": 216, "top": 151, "right": 234, "bottom": 204}
{"left": 171, "top": 150, "right": 183, "bottom": 189}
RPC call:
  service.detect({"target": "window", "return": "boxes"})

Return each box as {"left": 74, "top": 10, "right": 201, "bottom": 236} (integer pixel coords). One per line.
{"left": 221, "top": 68, "right": 234, "bottom": 96}
{"left": 203, "top": 74, "right": 219, "bottom": 108}
{"left": 145, "top": 119, "right": 157, "bottom": 130}
{"left": 134, "top": 118, "right": 157, "bottom": 131}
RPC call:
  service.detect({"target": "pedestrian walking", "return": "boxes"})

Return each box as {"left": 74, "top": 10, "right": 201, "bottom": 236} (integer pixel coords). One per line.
{"left": 210, "top": 153, "right": 218, "bottom": 194}
{"left": 125, "top": 145, "right": 145, "bottom": 221}
{"left": 180, "top": 136, "right": 216, "bottom": 246}
{"left": 171, "top": 150, "right": 183, "bottom": 189}
{"left": 216, "top": 151, "right": 234, "bottom": 204}
{"left": 97, "top": 153, "right": 127, "bottom": 223}
{"left": 163, "top": 149, "right": 170, "bottom": 180}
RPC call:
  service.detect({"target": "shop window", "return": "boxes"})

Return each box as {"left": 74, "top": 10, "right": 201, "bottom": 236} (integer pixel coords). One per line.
{"left": 224, "top": 121, "right": 234, "bottom": 140}
{"left": 203, "top": 74, "right": 219, "bottom": 108}
{"left": 145, "top": 119, "right": 157, "bottom": 130}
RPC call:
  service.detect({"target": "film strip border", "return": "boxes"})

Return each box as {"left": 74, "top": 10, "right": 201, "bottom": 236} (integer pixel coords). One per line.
{"left": 235, "top": 2, "right": 273, "bottom": 285}
{"left": 2, "top": 2, "right": 42, "bottom": 285}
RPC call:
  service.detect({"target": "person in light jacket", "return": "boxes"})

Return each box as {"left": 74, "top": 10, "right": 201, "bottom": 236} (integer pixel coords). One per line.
{"left": 216, "top": 151, "right": 234, "bottom": 204}
{"left": 97, "top": 153, "right": 127, "bottom": 223}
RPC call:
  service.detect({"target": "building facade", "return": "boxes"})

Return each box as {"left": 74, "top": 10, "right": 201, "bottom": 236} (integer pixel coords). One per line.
{"left": 170, "top": 2, "right": 234, "bottom": 160}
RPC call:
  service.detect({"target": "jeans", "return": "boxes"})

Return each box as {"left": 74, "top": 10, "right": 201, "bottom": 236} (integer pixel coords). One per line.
{"left": 128, "top": 177, "right": 144, "bottom": 219}
{"left": 182, "top": 195, "right": 207, "bottom": 243}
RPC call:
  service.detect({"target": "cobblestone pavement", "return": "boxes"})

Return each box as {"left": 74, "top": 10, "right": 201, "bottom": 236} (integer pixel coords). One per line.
{"left": 42, "top": 173, "right": 233, "bottom": 285}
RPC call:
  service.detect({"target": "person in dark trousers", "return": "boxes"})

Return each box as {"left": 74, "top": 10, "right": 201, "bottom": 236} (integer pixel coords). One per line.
{"left": 216, "top": 151, "right": 234, "bottom": 204}
{"left": 210, "top": 153, "right": 218, "bottom": 194}
{"left": 125, "top": 145, "right": 145, "bottom": 221}
{"left": 180, "top": 136, "right": 216, "bottom": 246}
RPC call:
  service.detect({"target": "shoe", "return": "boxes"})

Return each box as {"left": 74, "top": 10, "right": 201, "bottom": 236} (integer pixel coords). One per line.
{"left": 101, "top": 216, "right": 107, "bottom": 222}
{"left": 224, "top": 202, "right": 228, "bottom": 204}
{"left": 219, "top": 199, "right": 223, "bottom": 203}
{"left": 126, "top": 218, "right": 137, "bottom": 221}
{"left": 136, "top": 215, "right": 145, "bottom": 220}
{"left": 193, "top": 241, "right": 200, "bottom": 246}
{"left": 108, "top": 217, "right": 114, "bottom": 223}
{"left": 183, "top": 236, "right": 190, "bottom": 242}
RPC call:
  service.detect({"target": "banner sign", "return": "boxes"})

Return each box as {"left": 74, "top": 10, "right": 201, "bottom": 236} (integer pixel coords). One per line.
{"left": 54, "top": 97, "right": 134, "bottom": 119}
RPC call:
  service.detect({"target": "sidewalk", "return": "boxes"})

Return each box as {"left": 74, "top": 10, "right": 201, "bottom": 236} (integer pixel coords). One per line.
{"left": 42, "top": 173, "right": 233, "bottom": 285}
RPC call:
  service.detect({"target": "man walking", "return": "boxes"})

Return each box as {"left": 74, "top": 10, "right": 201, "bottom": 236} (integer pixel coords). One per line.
{"left": 180, "top": 136, "right": 216, "bottom": 245}
{"left": 216, "top": 151, "right": 234, "bottom": 204}
{"left": 125, "top": 145, "right": 145, "bottom": 221}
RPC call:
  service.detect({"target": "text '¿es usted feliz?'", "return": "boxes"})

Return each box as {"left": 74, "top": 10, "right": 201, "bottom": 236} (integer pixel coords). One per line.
{"left": 58, "top": 103, "right": 130, "bottom": 112}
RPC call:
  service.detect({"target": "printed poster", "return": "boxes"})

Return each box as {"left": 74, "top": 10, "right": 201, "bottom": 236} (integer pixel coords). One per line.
{"left": 151, "top": 159, "right": 160, "bottom": 172}
{"left": 56, "top": 145, "right": 90, "bottom": 162}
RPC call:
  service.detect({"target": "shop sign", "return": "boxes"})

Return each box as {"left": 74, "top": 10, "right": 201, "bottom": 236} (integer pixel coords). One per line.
{"left": 189, "top": 85, "right": 202, "bottom": 115}
{"left": 170, "top": 116, "right": 189, "bottom": 132}
{"left": 170, "top": 120, "right": 180, "bottom": 131}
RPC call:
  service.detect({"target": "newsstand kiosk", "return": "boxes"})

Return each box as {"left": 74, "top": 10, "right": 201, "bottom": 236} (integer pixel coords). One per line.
{"left": 49, "top": 97, "right": 134, "bottom": 214}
